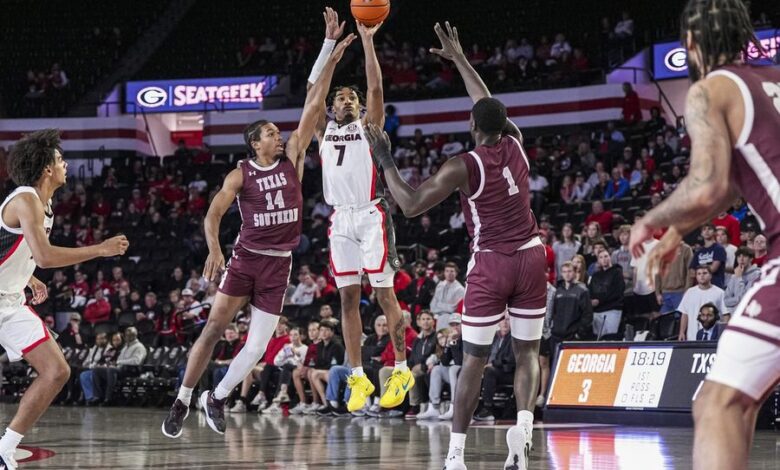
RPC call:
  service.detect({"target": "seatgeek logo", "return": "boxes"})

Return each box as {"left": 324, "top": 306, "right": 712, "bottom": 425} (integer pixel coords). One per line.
{"left": 125, "top": 75, "right": 278, "bottom": 113}
{"left": 664, "top": 48, "right": 687, "bottom": 72}
{"left": 136, "top": 87, "right": 167, "bottom": 108}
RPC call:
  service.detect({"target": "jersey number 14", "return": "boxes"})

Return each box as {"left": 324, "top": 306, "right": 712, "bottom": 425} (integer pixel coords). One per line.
{"left": 265, "top": 190, "right": 285, "bottom": 210}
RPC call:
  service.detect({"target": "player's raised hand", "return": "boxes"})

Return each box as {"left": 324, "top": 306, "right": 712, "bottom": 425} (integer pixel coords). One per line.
{"left": 629, "top": 217, "right": 655, "bottom": 259}
{"left": 356, "top": 20, "right": 383, "bottom": 40}
{"left": 323, "top": 6, "right": 345, "bottom": 40}
{"left": 99, "top": 235, "right": 129, "bottom": 257}
{"left": 330, "top": 34, "right": 357, "bottom": 63}
{"left": 430, "top": 21, "right": 464, "bottom": 61}
{"left": 203, "top": 250, "right": 226, "bottom": 283}
{"left": 27, "top": 276, "right": 48, "bottom": 305}
{"left": 364, "top": 123, "right": 394, "bottom": 170}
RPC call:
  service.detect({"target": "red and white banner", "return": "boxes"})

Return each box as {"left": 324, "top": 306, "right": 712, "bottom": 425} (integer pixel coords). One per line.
{"left": 0, "top": 84, "right": 659, "bottom": 154}
{"left": 0, "top": 116, "right": 152, "bottom": 154}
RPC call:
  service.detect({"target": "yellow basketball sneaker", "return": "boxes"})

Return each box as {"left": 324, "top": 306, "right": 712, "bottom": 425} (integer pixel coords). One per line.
{"left": 379, "top": 368, "right": 415, "bottom": 409}
{"left": 346, "top": 374, "right": 375, "bottom": 412}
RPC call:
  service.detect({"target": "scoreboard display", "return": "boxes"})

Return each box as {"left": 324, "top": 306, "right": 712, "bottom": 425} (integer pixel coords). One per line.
{"left": 547, "top": 342, "right": 717, "bottom": 411}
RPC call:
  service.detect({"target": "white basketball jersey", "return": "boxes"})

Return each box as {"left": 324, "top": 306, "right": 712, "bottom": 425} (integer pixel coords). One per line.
{"left": 321, "top": 119, "right": 383, "bottom": 206}
{"left": 0, "top": 187, "right": 54, "bottom": 296}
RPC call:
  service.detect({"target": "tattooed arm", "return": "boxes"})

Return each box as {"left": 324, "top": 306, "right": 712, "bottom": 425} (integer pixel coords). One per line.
{"left": 630, "top": 78, "right": 736, "bottom": 257}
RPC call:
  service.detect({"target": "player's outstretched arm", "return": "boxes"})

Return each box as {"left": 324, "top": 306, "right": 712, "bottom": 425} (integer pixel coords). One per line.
{"left": 430, "top": 21, "right": 522, "bottom": 141}
{"left": 13, "top": 193, "right": 127, "bottom": 268}
{"left": 629, "top": 77, "right": 736, "bottom": 259}
{"left": 203, "top": 168, "right": 242, "bottom": 282}
{"left": 357, "top": 21, "right": 385, "bottom": 127}
{"left": 307, "top": 8, "right": 346, "bottom": 138}
{"left": 365, "top": 123, "right": 467, "bottom": 218}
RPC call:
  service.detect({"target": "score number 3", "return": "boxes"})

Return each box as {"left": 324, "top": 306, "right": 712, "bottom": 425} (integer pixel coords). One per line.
{"left": 578, "top": 379, "right": 593, "bottom": 403}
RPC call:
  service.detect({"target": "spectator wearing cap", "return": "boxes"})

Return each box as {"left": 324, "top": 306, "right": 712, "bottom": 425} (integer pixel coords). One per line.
{"left": 752, "top": 234, "right": 768, "bottom": 267}
{"left": 308, "top": 320, "right": 345, "bottom": 413}
{"left": 696, "top": 303, "right": 723, "bottom": 341}
{"left": 58, "top": 312, "right": 84, "bottom": 348}
{"left": 430, "top": 263, "right": 465, "bottom": 328}
{"left": 677, "top": 267, "right": 729, "bottom": 341}
{"left": 725, "top": 247, "right": 761, "bottom": 311}
{"left": 585, "top": 201, "right": 614, "bottom": 236}
{"left": 418, "top": 314, "right": 463, "bottom": 420}
{"left": 84, "top": 288, "right": 111, "bottom": 325}
{"left": 689, "top": 224, "right": 727, "bottom": 289}
{"left": 176, "top": 288, "right": 203, "bottom": 343}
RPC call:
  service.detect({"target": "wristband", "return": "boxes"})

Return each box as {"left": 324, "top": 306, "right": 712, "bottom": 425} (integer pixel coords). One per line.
{"left": 308, "top": 38, "right": 336, "bottom": 84}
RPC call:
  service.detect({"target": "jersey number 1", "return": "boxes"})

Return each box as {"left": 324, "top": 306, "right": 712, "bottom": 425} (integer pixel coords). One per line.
{"left": 764, "top": 82, "right": 780, "bottom": 114}
{"left": 502, "top": 166, "right": 520, "bottom": 195}
{"left": 335, "top": 145, "right": 346, "bottom": 166}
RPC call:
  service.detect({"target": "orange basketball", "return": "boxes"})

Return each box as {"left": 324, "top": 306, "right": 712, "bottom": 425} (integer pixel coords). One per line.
{"left": 350, "top": 0, "right": 390, "bottom": 27}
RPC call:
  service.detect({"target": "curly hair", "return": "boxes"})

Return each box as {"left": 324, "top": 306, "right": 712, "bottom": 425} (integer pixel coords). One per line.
{"left": 326, "top": 85, "right": 365, "bottom": 108}
{"left": 8, "top": 128, "right": 61, "bottom": 186}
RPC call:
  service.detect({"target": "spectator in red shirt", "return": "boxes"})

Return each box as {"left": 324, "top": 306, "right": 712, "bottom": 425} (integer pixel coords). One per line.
{"left": 237, "top": 319, "right": 291, "bottom": 410}
{"left": 91, "top": 269, "right": 113, "bottom": 297}
{"left": 712, "top": 211, "right": 741, "bottom": 247}
{"left": 111, "top": 266, "right": 127, "bottom": 292}
{"left": 84, "top": 288, "right": 111, "bottom": 324}
{"left": 129, "top": 188, "right": 148, "bottom": 213}
{"left": 640, "top": 147, "right": 656, "bottom": 174}
{"left": 621, "top": 82, "right": 642, "bottom": 124}
{"left": 315, "top": 275, "right": 338, "bottom": 307}
{"left": 69, "top": 270, "right": 90, "bottom": 309}
{"left": 390, "top": 60, "right": 418, "bottom": 90}
{"left": 539, "top": 229, "right": 557, "bottom": 283}
{"left": 91, "top": 193, "right": 111, "bottom": 218}
{"left": 571, "top": 48, "right": 590, "bottom": 71}
{"left": 752, "top": 234, "right": 768, "bottom": 267}
{"left": 649, "top": 171, "right": 665, "bottom": 195}
{"left": 162, "top": 183, "right": 186, "bottom": 206}
{"left": 186, "top": 187, "right": 206, "bottom": 216}
{"left": 585, "top": 200, "right": 614, "bottom": 235}
{"left": 394, "top": 267, "right": 412, "bottom": 296}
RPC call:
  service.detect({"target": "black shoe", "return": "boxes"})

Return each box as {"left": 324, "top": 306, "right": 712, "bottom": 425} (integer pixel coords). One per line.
{"left": 162, "top": 399, "right": 190, "bottom": 439}
{"left": 332, "top": 405, "right": 350, "bottom": 417}
{"left": 85, "top": 398, "right": 100, "bottom": 407}
{"left": 200, "top": 390, "right": 226, "bottom": 434}
{"left": 316, "top": 405, "right": 335, "bottom": 417}
{"left": 474, "top": 408, "right": 496, "bottom": 422}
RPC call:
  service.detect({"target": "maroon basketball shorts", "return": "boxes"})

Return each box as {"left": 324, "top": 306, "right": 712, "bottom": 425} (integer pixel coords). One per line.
{"left": 707, "top": 260, "right": 780, "bottom": 400}
{"left": 218, "top": 245, "right": 293, "bottom": 314}
{"left": 462, "top": 239, "right": 548, "bottom": 345}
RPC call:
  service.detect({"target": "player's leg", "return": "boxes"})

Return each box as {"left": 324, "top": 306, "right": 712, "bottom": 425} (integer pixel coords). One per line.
{"left": 0, "top": 307, "right": 66, "bottom": 467}
{"left": 505, "top": 246, "right": 548, "bottom": 470}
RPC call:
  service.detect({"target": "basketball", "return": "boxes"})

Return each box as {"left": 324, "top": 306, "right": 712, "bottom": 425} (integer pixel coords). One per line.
{"left": 350, "top": 0, "right": 390, "bottom": 27}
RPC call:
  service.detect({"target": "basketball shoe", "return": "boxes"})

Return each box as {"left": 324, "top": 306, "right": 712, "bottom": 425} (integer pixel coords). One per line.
{"left": 504, "top": 424, "right": 532, "bottom": 470}
{"left": 0, "top": 450, "right": 16, "bottom": 470}
{"left": 379, "top": 369, "right": 415, "bottom": 408}
{"left": 161, "top": 399, "right": 190, "bottom": 438}
{"left": 200, "top": 390, "right": 226, "bottom": 434}
{"left": 346, "top": 375, "right": 375, "bottom": 412}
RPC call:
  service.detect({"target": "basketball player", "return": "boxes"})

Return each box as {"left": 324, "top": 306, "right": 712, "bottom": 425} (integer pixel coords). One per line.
{"left": 0, "top": 130, "right": 128, "bottom": 469}
{"left": 629, "top": 1, "right": 780, "bottom": 468}
{"left": 315, "top": 20, "right": 414, "bottom": 412}
{"left": 161, "top": 9, "right": 355, "bottom": 438}
{"left": 365, "top": 22, "right": 546, "bottom": 470}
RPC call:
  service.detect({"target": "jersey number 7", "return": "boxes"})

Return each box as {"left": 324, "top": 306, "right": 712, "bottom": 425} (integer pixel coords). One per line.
{"left": 335, "top": 145, "right": 346, "bottom": 166}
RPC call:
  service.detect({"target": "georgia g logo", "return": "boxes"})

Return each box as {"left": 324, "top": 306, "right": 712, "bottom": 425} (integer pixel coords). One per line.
{"left": 137, "top": 86, "right": 167, "bottom": 108}
{"left": 664, "top": 48, "right": 688, "bottom": 72}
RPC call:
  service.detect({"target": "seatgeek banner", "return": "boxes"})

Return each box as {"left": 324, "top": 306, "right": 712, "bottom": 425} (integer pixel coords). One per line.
{"left": 653, "top": 28, "right": 780, "bottom": 80}
{"left": 547, "top": 342, "right": 717, "bottom": 411}
{"left": 125, "top": 76, "right": 279, "bottom": 113}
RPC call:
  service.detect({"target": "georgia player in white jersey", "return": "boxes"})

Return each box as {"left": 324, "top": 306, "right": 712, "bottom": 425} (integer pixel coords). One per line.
{"left": 313, "top": 20, "right": 414, "bottom": 413}
{"left": 0, "top": 130, "right": 127, "bottom": 469}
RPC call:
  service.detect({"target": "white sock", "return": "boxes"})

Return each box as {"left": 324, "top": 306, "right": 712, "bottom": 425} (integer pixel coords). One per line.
{"left": 177, "top": 386, "right": 194, "bottom": 406}
{"left": 446, "top": 432, "right": 467, "bottom": 462}
{"left": 351, "top": 366, "right": 365, "bottom": 377}
{"left": 329, "top": 400, "right": 339, "bottom": 408}
{"left": 517, "top": 410, "right": 534, "bottom": 435}
{"left": 213, "top": 384, "right": 231, "bottom": 401}
{"left": 394, "top": 360, "right": 408, "bottom": 372}
{"left": 0, "top": 428, "right": 23, "bottom": 456}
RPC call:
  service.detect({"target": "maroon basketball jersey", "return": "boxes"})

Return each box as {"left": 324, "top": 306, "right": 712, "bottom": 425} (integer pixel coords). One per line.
{"left": 710, "top": 65, "right": 780, "bottom": 259}
{"left": 459, "top": 135, "right": 538, "bottom": 254}
{"left": 235, "top": 157, "right": 302, "bottom": 252}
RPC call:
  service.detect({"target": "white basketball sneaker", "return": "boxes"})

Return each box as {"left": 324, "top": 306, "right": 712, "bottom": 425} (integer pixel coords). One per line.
{"left": 504, "top": 424, "right": 532, "bottom": 470}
